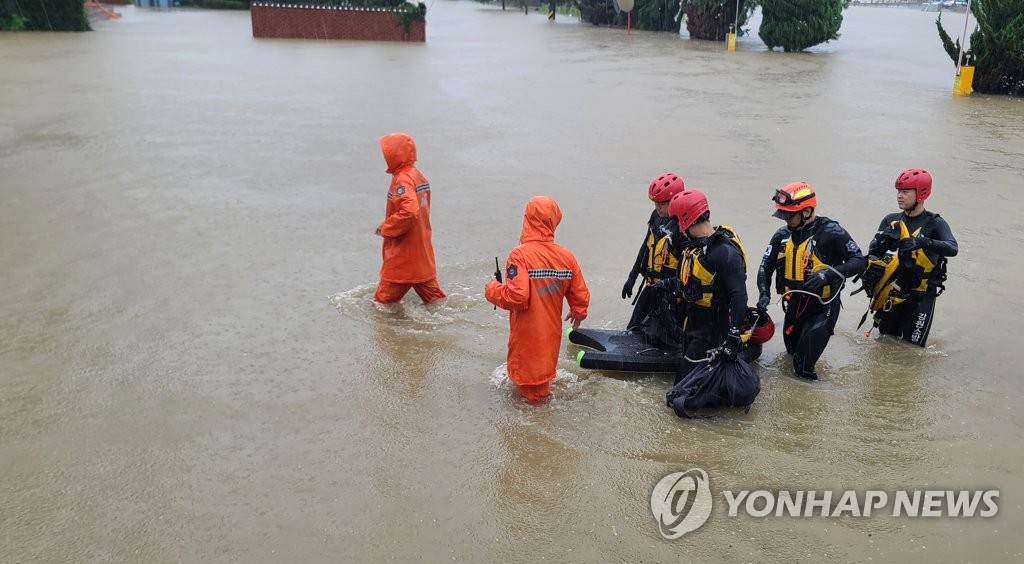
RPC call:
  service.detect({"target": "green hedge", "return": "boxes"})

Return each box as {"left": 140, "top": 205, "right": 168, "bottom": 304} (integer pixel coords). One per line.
{"left": 759, "top": 0, "right": 847, "bottom": 52}
{"left": 200, "top": 0, "right": 248, "bottom": 9}
{"left": 1, "top": 0, "right": 90, "bottom": 31}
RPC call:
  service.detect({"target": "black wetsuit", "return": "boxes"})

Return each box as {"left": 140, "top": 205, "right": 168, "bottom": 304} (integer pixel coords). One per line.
{"left": 626, "top": 212, "right": 684, "bottom": 331}
{"left": 758, "top": 217, "right": 866, "bottom": 379}
{"left": 868, "top": 211, "right": 957, "bottom": 347}
{"left": 675, "top": 231, "right": 747, "bottom": 384}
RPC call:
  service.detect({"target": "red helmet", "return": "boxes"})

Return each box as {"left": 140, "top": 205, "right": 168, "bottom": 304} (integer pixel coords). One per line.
{"left": 772, "top": 182, "right": 817, "bottom": 219}
{"left": 648, "top": 172, "right": 685, "bottom": 203}
{"left": 744, "top": 307, "right": 775, "bottom": 345}
{"left": 895, "top": 168, "right": 932, "bottom": 203}
{"left": 669, "top": 189, "right": 709, "bottom": 231}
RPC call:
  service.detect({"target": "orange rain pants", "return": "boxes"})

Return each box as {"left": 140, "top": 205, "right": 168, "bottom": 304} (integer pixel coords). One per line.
{"left": 375, "top": 133, "right": 445, "bottom": 303}
{"left": 374, "top": 279, "right": 446, "bottom": 305}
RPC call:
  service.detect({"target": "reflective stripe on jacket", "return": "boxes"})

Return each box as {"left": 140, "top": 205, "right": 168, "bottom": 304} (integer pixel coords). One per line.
{"left": 377, "top": 133, "right": 438, "bottom": 284}
{"left": 485, "top": 197, "right": 590, "bottom": 387}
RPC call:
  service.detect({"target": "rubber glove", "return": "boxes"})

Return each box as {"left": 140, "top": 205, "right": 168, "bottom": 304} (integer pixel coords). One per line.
{"left": 720, "top": 327, "right": 742, "bottom": 359}
{"left": 899, "top": 237, "right": 931, "bottom": 252}
{"left": 802, "top": 270, "right": 832, "bottom": 295}
{"left": 622, "top": 274, "right": 638, "bottom": 299}
{"left": 757, "top": 292, "right": 771, "bottom": 312}
{"left": 650, "top": 276, "right": 681, "bottom": 295}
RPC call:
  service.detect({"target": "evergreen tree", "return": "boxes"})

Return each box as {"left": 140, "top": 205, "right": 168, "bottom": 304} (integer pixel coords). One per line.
{"left": 936, "top": 1, "right": 1024, "bottom": 96}
{"left": 575, "top": 0, "right": 617, "bottom": 26}
{"left": 759, "top": 0, "right": 847, "bottom": 52}
{"left": 680, "top": 0, "right": 752, "bottom": 41}
{"left": 636, "top": 0, "right": 683, "bottom": 33}
{"left": 1, "top": 0, "right": 89, "bottom": 31}
{"left": 576, "top": 0, "right": 682, "bottom": 32}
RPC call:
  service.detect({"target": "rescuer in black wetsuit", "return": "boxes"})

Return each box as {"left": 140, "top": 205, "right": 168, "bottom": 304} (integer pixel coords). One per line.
{"left": 652, "top": 189, "right": 748, "bottom": 384}
{"left": 865, "top": 168, "right": 958, "bottom": 347}
{"left": 757, "top": 182, "right": 866, "bottom": 380}
{"left": 622, "top": 172, "right": 687, "bottom": 331}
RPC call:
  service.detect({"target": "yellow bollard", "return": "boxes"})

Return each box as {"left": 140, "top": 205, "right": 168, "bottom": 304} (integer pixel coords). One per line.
{"left": 727, "top": 33, "right": 737, "bottom": 52}
{"left": 548, "top": 9, "right": 554, "bottom": 21}
{"left": 953, "top": 66, "right": 975, "bottom": 96}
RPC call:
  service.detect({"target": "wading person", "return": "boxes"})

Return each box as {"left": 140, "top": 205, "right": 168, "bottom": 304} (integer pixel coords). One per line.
{"left": 621, "top": 172, "right": 686, "bottom": 330}
{"left": 485, "top": 196, "right": 590, "bottom": 403}
{"left": 757, "top": 182, "right": 866, "bottom": 380}
{"left": 864, "top": 169, "right": 957, "bottom": 346}
{"left": 373, "top": 133, "right": 446, "bottom": 306}
{"left": 652, "top": 190, "right": 748, "bottom": 384}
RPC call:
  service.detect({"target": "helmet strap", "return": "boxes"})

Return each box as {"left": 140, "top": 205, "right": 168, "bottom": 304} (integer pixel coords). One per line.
{"left": 795, "top": 208, "right": 813, "bottom": 229}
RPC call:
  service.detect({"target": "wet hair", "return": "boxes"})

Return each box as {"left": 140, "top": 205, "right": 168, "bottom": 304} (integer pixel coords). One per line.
{"left": 695, "top": 211, "right": 711, "bottom": 225}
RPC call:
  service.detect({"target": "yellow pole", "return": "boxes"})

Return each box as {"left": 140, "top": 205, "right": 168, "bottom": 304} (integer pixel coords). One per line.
{"left": 952, "top": 0, "right": 974, "bottom": 96}
{"left": 727, "top": 0, "right": 740, "bottom": 52}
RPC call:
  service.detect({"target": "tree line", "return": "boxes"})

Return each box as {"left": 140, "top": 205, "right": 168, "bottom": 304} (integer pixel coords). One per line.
{"left": 1, "top": 0, "right": 1019, "bottom": 96}
{"left": 523, "top": 0, "right": 1020, "bottom": 96}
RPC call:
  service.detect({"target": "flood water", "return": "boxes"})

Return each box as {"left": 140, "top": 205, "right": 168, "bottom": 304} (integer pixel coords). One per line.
{"left": 2, "top": 3, "right": 1023, "bottom": 562}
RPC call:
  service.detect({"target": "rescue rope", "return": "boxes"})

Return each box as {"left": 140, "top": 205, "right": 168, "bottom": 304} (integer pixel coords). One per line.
{"left": 778, "top": 264, "right": 848, "bottom": 306}
{"left": 685, "top": 347, "right": 724, "bottom": 364}
{"left": 683, "top": 311, "right": 764, "bottom": 365}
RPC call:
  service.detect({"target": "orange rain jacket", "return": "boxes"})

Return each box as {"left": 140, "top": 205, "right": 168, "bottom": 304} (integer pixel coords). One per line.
{"left": 377, "top": 133, "right": 438, "bottom": 284}
{"left": 485, "top": 197, "right": 590, "bottom": 388}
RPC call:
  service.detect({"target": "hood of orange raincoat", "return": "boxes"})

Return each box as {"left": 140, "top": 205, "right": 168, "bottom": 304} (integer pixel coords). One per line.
{"left": 520, "top": 196, "right": 562, "bottom": 244}
{"left": 379, "top": 133, "right": 417, "bottom": 174}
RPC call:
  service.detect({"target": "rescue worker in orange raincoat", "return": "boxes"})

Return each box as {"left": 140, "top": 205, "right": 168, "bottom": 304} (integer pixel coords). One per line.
{"left": 485, "top": 197, "right": 590, "bottom": 402}
{"left": 373, "top": 133, "right": 446, "bottom": 305}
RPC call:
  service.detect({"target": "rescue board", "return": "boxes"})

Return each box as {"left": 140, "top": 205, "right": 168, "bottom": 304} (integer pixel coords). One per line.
{"left": 567, "top": 328, "right": 761, "bottom": 373}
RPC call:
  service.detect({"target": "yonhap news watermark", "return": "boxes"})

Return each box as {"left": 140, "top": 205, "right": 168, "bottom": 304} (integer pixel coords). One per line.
{"left": 651, "top": 468, "right": 1000, "bottom": 539}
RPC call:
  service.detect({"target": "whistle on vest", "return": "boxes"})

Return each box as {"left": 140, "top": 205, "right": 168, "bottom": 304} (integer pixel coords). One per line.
{"left": 801, "top": 240, "right": 818, "bottom": 271}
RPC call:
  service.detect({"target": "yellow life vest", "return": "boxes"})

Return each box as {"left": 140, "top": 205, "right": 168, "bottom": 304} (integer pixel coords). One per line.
{"left": 892, "top": 220, "right": 937, "bottom": 294}
{"left": 864, "top": 251, "right": 905, "bottom": 313}
{"left": 864, "top": 220, "right": 936, "bottom": 312}
{"left": 679, "top": 226, "right": 747, "bottom": 309}
{"left": 776, "top": 234, "right": 834, "bottom": 300}
{"left": 645, "top": 226, "right": 680, "bottom": 281}
{"left": 858, "top": 219, "right": 944, "bottom": 332}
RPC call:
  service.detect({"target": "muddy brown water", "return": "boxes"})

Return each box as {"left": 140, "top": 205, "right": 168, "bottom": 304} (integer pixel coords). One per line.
{"left": 2, "top": 4, "right": 1022, "bottom": 562}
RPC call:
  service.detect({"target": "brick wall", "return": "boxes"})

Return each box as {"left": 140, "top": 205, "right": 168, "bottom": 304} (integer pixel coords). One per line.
{"left": 250, "top": 3, "right": 425, "bottom": 42}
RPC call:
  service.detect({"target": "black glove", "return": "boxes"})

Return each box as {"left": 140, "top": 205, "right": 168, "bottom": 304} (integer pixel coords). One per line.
{"left": 720, "top": 327, "right": 742, "bottom": 359}
{"left": 860, "top": 259, "right": 882, "bottom": 294}
{"left": 622, "top": 274, "right": 638, "bottom": 299}
{"left": 757, "top": 292, "right": 771, "bottom": 311}
{"left": 898, "top": 237, "right": 931, "bottom": 252}
{"left": 651, "top": 276, "right": 681, "bottom": 295}
{"left": 802, "top": 270, "right": 832, "bottom": 295}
